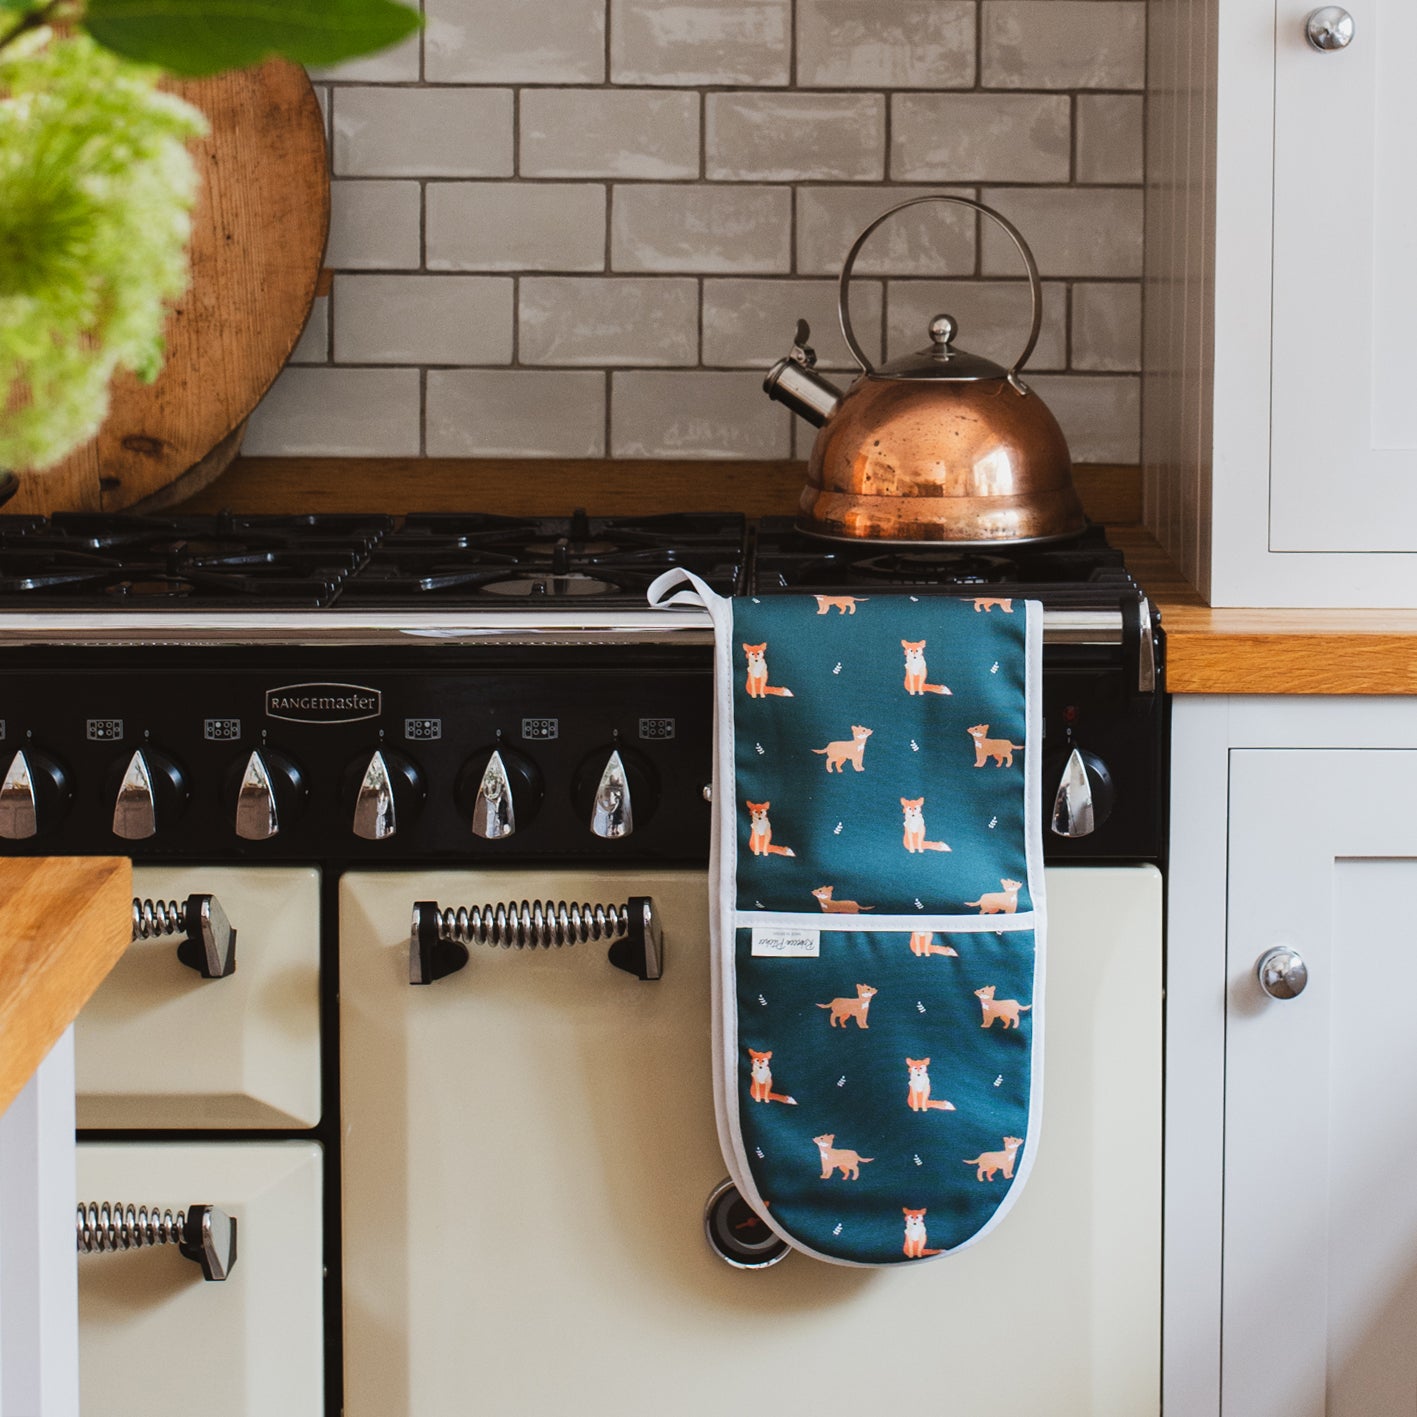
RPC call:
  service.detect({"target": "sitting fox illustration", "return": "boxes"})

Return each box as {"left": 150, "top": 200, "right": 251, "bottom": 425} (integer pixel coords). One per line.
{"left": 973, "top": 597, "right": 1014, "bottom": 613}
{"left": 746, "top": 1048, "right": 797, "bottom": 1105}
{"left": 814, "top": 595, "right": 868, "bottom": 615}
{"left": 745, "top": 801, "right": 795, "bottom": 857}
{"left": 908, "top": 931, "right": 958, "bottom": 958}
{"left": 906, "top": 1057, "right": 956, "bottom": 1112}
{"left": 812, "top": 724, "right": 872, "bottom": 773}
{"left": 975, "top": 985, "right": 1032, "bottom": 1029}
{"left": 901, "top": 639, "right": 952, "bottom": 696}
{"left": 965, "top": 879, "right": 1023, "bottom": 915}
{"left": 812, "top": 886, "right": 873, "bottom": 913}
{"left": 742, "top": 643, "right": 794, "bottom": 699}
{"left": 814, "top": 1134, "right": 874, "bottom": 1181}
{"left": 964, "top": 1136, "right": 1023, "bottom": 1182}
{"left": 900, "top": 796, "right": 951, "bottom": 853}
{"left": 967, "top": 723, "right": 1024, "bottom": 767}
{"left": 902, "top": 1207, "right": 942, "bottom": 1258}
{"left": 817, "top": 983, "right": 878, "bottom": 1029}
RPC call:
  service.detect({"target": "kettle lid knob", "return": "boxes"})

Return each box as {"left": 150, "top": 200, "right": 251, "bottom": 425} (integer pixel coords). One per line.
{"left": 929, "top": 313, "right": 958, "bottom": 356}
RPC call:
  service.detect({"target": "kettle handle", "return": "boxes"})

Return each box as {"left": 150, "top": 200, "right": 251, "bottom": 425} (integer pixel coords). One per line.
{"left": 838, "top": 195, "right": 1044, "bottom": 386}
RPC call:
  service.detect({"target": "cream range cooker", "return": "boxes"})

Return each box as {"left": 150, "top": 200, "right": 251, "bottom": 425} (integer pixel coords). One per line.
{"left": 0, "top": 511, "right": 1165, "bottom": 1416}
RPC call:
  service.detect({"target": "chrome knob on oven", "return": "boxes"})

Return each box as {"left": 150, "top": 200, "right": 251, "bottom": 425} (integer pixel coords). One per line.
{"left": 227, "top": 747, "right": 306, "bottom": 841}
{"left": 107, "top": 747, "right": 187, "bottom": 841}
{"left": 573, "top": 745, "right": 656, "bottom": 840}
{"left": 77, "top": 1200, "right": 237, "bottom": 1282}
{"left": 1047, "top": 746, "right": 1114, "bottom": 839}
{"left": 343, "top": 748, "right": 424, "bottom": 841}
{"left": 456, "top": 745, "right": 543, "bottom": 840}
{"left": 0, "top": 746, "right": 70, "bottom": 839}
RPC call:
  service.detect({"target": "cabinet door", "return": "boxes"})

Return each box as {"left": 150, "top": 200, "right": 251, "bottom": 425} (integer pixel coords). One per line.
{"left": 1270, "top": 0, "right": 1417, "bottom": 551}
{"left": 1225, "top": 750, "right": 1417, "bottom": 1414}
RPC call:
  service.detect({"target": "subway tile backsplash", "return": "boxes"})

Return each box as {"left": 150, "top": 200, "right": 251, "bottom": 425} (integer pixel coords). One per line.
{"left": 251, "top": 0, "right": 1144, "bottom": 462}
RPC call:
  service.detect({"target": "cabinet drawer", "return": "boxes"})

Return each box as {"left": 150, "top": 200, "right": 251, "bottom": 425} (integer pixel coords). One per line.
{"left": 76, "top": 866, "right": 322, "bottom": 1129}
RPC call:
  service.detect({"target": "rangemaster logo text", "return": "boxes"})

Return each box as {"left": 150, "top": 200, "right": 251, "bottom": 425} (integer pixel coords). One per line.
{"left": 265, "top": 683, "right": 381, "bottom": 725}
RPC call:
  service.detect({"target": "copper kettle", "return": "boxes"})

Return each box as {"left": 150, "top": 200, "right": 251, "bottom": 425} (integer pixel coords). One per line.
{"left": 764, "top": 195, "right": 1085, "bottom": 546}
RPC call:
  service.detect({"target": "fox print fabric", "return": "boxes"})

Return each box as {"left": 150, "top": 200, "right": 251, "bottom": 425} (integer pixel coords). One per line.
{"left": 647, "top": 571, "right": 1045, "bottom": 1267}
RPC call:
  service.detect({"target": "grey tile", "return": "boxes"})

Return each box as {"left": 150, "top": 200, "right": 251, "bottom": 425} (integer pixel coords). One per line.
{"left": 425, "top": 0, "right": 605, "bottom": 81}
{"left": 332, "top": 88, "right": 512, "bottom": 178}
{"left": 1026, "top": 374, "right": 1140, "bottom": 462}
{"left": 611, "top": 0, "right": 790, "bottom": 84}
{"left": 1076, "top": 94, "right": 1145, "bottom": 184}
{"left": 706, "top": 93, "right": 884, "bottom": 181}
{"left": 521, "top": 91, "right": 699, "bottom": 180}
{"left": 891, "top": 93, "right": 1070, "bottom": 184}
{"left": 701, "top": 278, "right": 883, "bottom": 370}
{"left": 1070, "top": 282, "right": 1142, "bottom": 371}
{"left": 612, "top": 371, "right": 792, "bottom": 457}
{"left": 612, "top": 185, "right": 791, "bottom": 273}
{"left": 887, "top": 279, "right": 1068, "bottom": 371}
{"left": 980, "top": 187, "right": 1143, "bottom": 278}
{"left": 307, "top": 27, "right": 422, "bottom": 82}
{"left": 797, "top": 0, "right": 974, "bottom": 88}
{"left": 981, "top": 1, "right": 1145, "bottom": 89}
{"left": 333, "top": 275, "right": 514, "bottom": 364}
{"left": 427, "top": 184, "right": 605, "bottom": 272}
{"left": 796, "top": 186, "right": 975, "bottom": 277}
{"left": 426, "top": 370, "right": 606, "bottom": 456}
{"left": 289, "top": 295, "right": 329, "bottom": 365}
{"left": 326, "top": 181, "right": 422, "bottom": 271}
{"left": 520, "top": 278, "right": 699, "bottom": 365}
{"left": 243, "top": 367, "right": 422, "bottom": 456}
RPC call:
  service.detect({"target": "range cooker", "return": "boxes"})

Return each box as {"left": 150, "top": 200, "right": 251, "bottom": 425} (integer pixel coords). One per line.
{"left": 0, "top": 511, "right": 1165, "bottom": 1417}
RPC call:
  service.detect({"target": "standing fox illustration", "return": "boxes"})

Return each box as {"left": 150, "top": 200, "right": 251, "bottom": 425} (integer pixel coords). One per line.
{"left": 908, "top": 931, "right": 959, "bottom": 959}
{"left": 812, "top": 886, "right": 873, "bottom": 913}
{"left": 746, "top": 1048, "right": 797, "bottom": 1105}
{"left": 817, "top": 983, "right": 878, "bottom": 1028}
{"left": 814, "top": 595, "right": 868, "bottom": 615}
{"left": 745, "top": 801, "right": 796, "bottom": 857}
{"left": 906, "top": 1058, "right": 956, "bottom": 1112}
{"left": 902, "top": 1207, "right": 943, "bottom": 1258}
{"left": 900, "top": 797, "right": 951, "bottom": 853}
{"left": 964, "top": 1136, "right": 1023, "bottom": 1182}
{"left": 967, "top": 723, "right": 1024, "bottom": 767}
{"left": 813, "top": 1134, "right": 874, "bottom": 1180}
{"left": 812, "top": 724, "right": 872, "bottom": 772}
{"left": 742, "top": 643, "right": 794, "bottom": 699}
{"left": 964, "top": 879, "right": 1023, "bottom": 915}
{"left": 973, "top": 597, "right": 1014, "bottom": 613}
{"left": 975, "top": 985, "right": 1032, "bottom": 1029}
{"left": 901, "top": 639, "right": 952, "bottom": 695}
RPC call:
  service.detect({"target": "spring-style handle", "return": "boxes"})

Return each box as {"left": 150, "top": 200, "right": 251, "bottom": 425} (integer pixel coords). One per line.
{"left": 410, "top": 897, "right": 663, "bottom": 985}
{"left": 76, "top": 1200, "right": 238, "bottom": 1282}
{"left": 131, "top": 894, "right": 237, "bottom": 979}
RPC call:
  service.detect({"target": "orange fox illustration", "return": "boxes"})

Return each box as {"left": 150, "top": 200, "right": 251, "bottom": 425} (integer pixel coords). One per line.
{"left": 813, "top": 1134, "right": 874, "bottom": 1180}
{"left": 975, "top": 984, "right": 1032, "bottom": 1029}
{"left": 901, "top": 639, "right": 952, "bottom": 696}
{"left": 745, "top": 801, "right": 796, "bottom": 857}
{"left": 742, "top": 643, "right": 794, "bottom": 699}
{"left": 908, "top": 931, "right": 959, "bottom": 959}
{"left": 902, "top": 1206, "right": 942, "bottom": 1258}
{"left": 964, "top": 1136, "right": 1023, "bottom": 1182}
{"left": 814, "top": 595, "right": 868, "bottom": 615}
{"left": 906, "top": 1057, "right": 957, "bottom": 1112}
{"left": 811, "top": 724, "right": 872, "bottom": 772}
{"left": 973, "top": 597, "right": 1014, "bottom": 613}
{"left": 964, "top": 879, "right": 1023, "bottom": 915}
{"left": 967, "top": 723, "right": 1024, "bottom": 767}
{"left": 746, "top": 1048, "right": 797, "bottom": 1105}
{"left": 817, "top": 983, "right": 878, "bottom": 1029}
{"left": 812, "top": 886, "right": 873, "bottom": 913}
{"left": 900, "top": 796, "right": 951, "bottom": 854}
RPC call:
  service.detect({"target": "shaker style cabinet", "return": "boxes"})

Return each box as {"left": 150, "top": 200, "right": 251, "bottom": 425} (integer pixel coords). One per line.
{"left": 1166, "top": 698, "right": 1417, "bottom": 1415}
{"left": 1145, "top": 0, "right": 1417, "bottom": 606}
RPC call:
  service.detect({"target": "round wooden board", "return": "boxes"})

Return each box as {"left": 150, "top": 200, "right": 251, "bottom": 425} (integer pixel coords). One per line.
{"left": 10, "top": 59, "right": 329, "bottom": 515}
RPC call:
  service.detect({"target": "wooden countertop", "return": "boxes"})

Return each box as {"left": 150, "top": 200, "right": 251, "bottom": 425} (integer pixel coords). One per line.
{"left": 0, "top": 858, "right": 132, "bottom": 1114}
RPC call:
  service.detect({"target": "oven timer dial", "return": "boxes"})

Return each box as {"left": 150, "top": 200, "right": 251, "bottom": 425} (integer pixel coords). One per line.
{"left": 455, "top": 746, "right": 543, "bottom": 841}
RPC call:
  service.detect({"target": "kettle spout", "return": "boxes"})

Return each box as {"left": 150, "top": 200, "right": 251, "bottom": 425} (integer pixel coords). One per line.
{"left": 763, "top": 319, "right": 843, "bottom": 427}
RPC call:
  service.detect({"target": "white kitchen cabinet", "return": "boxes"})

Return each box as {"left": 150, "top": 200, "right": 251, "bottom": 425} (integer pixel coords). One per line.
{"left": 1166, "top": 697, "right": 1417, "bottom": 1415}
{"left": 1145, "top": 0, "right": 1417, "bottom": 606}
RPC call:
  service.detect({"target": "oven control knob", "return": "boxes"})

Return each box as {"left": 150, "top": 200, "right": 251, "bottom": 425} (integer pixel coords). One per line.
{"left": 108, "top": 748, "right": 188, "bottom": 841}
{"left": 0, "top": 747, "right": 71, "bottom": 840}
{"left": 1048, "top": 746, "right": 1115, "bottom": 838}
{"left": 456, "top": 746, "right": 543, "bottom": 840}
{"left": 343, "top": 748, "right": 425, "bottom": 841}
{"left": 226, "top": 748, "right": 306, "bottom": 841}
{"left": 574, "top": 746, "right": 656, "bottom": 840}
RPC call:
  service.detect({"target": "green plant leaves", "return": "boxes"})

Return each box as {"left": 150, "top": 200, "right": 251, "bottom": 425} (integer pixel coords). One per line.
{"left": 82, "top": 0, "right": 422, "bottom": 76}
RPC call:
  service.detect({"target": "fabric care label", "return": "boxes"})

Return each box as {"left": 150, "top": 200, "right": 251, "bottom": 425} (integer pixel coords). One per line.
{"left": 751, "top": 926, "right": 821, "bottom": 959}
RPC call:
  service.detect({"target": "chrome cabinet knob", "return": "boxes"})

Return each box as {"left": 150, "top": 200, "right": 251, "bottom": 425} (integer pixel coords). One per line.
{"left": 1256, "top": 947, "right": 1308, "bottom": 999}
{"left": 1305, "top": 6, "right": 1354, "bottom": 50}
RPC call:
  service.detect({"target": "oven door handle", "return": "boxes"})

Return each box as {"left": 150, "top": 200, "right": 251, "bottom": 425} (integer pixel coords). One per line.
{"left": 409, "top": 897, "right": 663, "bottom": 984}
{"left": 131, "top": 893, "right": 238, "bottom": 979}
{"left": 77, "top": 1201, "right": 237, "bottom": 1282}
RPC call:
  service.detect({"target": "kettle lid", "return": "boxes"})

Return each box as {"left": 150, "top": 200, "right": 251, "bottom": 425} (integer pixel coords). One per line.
{"left": 873, "top": 313, "right": 1008, "bottom": 382}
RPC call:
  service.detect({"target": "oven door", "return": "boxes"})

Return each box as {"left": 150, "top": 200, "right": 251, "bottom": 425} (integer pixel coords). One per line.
{"left": 340, "top": 866, "right": 1160, "bottom": 1415}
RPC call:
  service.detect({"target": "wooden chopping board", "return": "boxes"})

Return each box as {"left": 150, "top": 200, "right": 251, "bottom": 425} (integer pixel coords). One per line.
{"left": 9, "top": 59, "right": 329, "bottom": 516}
